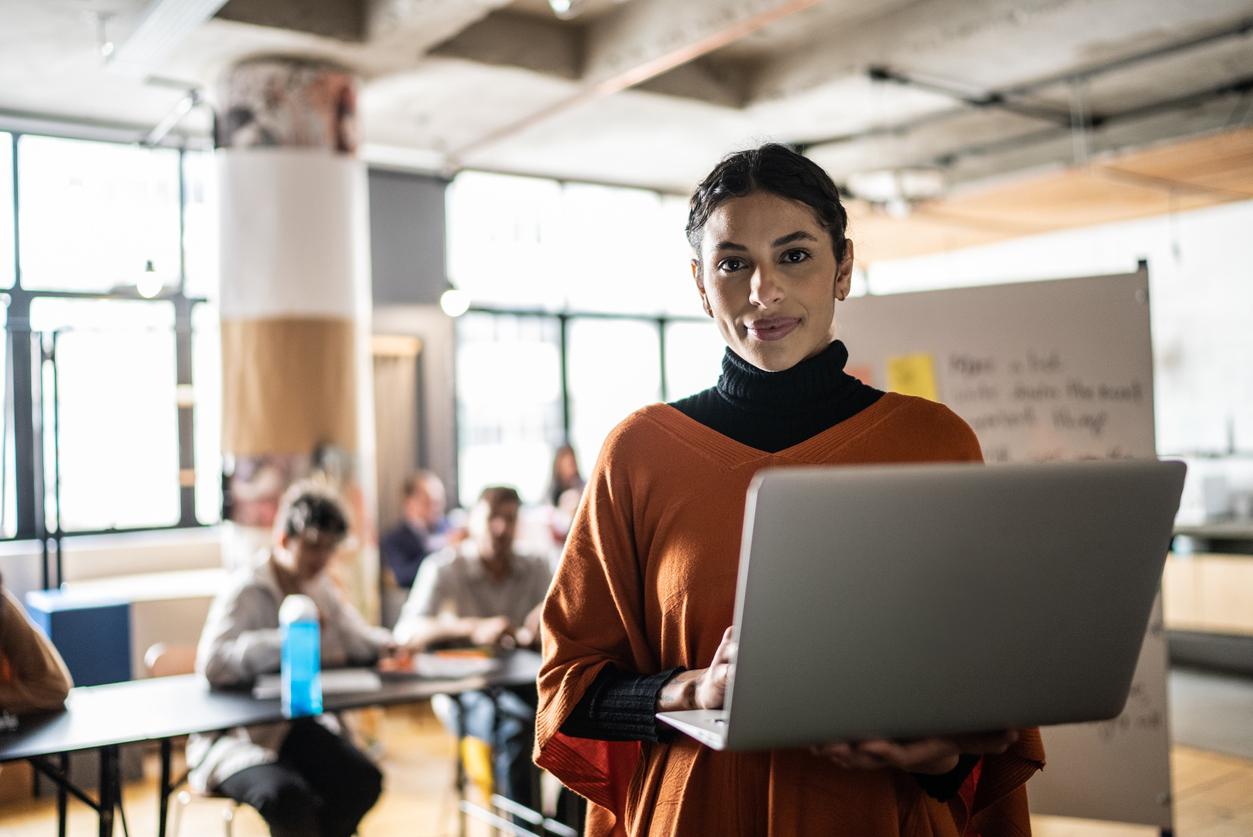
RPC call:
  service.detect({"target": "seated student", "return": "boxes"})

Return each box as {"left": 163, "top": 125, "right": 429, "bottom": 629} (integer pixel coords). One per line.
{"left": 189, "top": 481, "right": 393, "bottom": 837}
{"left": 393, "top": 485, "right": 551, "bottom": 807}
{"left": 0, "top": 573, "right": 73, "bottom": 716}
{"left": 380, "top": 470, "right": 455, "bottom": 590}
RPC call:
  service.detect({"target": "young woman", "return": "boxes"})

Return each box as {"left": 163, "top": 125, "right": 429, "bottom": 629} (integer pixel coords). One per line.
{"left": 190, "top": 481, "right": 393, "bottom": 837}
{"left": 535, "top": 144, "right": 1044, "bottom": 836}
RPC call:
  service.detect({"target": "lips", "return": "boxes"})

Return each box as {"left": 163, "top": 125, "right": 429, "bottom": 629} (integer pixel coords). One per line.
{"left": 745, "top": 317, "right": 801, "bottom": 341}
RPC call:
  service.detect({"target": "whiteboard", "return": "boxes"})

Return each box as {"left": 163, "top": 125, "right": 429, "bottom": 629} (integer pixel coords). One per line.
{"left": 838, "top": 268, "right": 1172, "bottom": 829}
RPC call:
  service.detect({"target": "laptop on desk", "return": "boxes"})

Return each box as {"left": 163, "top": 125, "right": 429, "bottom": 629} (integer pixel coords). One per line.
{"left": 657, "top": 459, "right": 1186, "bottom": 751}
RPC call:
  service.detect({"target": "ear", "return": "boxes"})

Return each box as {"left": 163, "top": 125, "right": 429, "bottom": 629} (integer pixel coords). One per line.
{"left": 692, "top": 258, "right": 713, "bottom": 318}
{"left": 834, "top": 239, "right": 855, "bottom": 302}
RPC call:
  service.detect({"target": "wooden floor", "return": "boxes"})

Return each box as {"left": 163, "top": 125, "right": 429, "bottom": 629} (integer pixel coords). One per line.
{"left": 3, "top": 702, "right": 1252, "bottom": 836}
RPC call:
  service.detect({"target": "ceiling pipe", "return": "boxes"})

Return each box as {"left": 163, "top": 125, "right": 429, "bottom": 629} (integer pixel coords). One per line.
{"left": 795, "top": 17, "right": 1253, "bottom": 154}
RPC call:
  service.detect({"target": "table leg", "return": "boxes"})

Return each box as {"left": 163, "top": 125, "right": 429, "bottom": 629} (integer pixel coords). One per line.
{"left": 98, "top": 746, "right": 116, "bottom": 837}
{"left": 57, "top": 753, "right": 68, "bottom": 837}
{"left": 158, "top": 738, "right": 172, "bottom": 837}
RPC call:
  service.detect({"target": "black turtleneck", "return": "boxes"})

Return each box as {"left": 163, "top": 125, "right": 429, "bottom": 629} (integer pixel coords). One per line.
{"left": 557, "top": 341, "right": 971, "bottom": 801}
{"left": 670, "top": 339, "right": 883, "bottom": 453}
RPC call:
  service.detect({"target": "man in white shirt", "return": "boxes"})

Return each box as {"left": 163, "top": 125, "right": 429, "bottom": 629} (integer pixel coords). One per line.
{"left": 394, "top": 485, "right": 551, "bottom": 808}
{"left": 191, "top": 481, "right": 393, "bottom": 837}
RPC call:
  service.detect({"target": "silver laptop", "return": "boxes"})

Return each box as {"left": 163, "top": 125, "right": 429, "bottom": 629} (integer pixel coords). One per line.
{"left": 657, "top": 459, "right": 1186, "bottom": 751}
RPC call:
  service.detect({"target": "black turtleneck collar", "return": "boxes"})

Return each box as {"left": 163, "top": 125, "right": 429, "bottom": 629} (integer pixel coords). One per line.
{"left": 669, "top": 340, "right": 883, "bottom": 453}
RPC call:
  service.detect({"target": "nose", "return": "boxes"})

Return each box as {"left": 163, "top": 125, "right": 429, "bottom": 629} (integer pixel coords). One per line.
{"left": 748, "top": 264, "right": 784, "bottom": 308}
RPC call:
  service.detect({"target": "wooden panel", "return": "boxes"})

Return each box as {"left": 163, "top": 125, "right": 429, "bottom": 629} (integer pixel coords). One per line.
{"left": 853, "top": 127, "right": 1253, "bottom": 264}
{"left": 1163, "top": 553, "right": 1253, "bottom": 637}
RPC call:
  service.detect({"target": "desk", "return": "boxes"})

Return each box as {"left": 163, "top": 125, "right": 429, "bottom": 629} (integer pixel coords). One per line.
{"left": 0, "top": 650, "right": 542, "bottom": 837}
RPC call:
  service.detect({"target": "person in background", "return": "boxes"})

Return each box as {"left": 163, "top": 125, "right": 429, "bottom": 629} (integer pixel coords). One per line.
{"left": 547, "top": 444, "right": 585, "bottom": 508}
{"left": 380, "top": 470, "right": 456, "bottom": 590}
{"left": 547, "top": 444, "right": 586, "bottom": 547}
{"left": 0, "top": 573, "right": 72, "bottom": 717}
{"left": 190, "top": 481, "right": 393, "bottom": 837}
{"left": 393, "top": 485, "right": 551, "bottom": 808}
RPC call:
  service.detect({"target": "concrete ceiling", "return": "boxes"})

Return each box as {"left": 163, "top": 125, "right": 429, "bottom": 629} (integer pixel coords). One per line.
{"left": 1, "top": 0, "right": 1252, "bottom": 260}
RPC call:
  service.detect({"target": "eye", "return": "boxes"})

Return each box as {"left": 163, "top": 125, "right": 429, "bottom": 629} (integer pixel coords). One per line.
{"left": 717, "top": 257, "right": 748, "bottom": 273}
{"left": 780, "top": 248, "right": 811, "bottom": 264}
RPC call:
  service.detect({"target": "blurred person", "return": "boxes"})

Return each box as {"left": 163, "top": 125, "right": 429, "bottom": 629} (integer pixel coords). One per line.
{"left": 547, "top": 444, "right": 585, "bottom": 508}
{"left": 547, "top": 444, "right": 586, "bottom": 547}
{"left": 0, "top": 573, "right": 72, "bottom": 717}
{"left": 393, "top": 485, "right": 550, "bottom": 807}
{"left": 189, "top": 481, "right": 393, "bottom": 837}
{"left": 380, "top": 470, "right": 458, "bottom": 590}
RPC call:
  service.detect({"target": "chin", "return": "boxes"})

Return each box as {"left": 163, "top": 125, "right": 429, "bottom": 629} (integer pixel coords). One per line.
{"left": 739, "top": 343, "right": 804, "bottom": 373}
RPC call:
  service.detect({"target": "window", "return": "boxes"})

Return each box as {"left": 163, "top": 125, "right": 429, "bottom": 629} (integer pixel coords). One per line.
{"left": 447, "top": 172, "right": 565, "bottom": 309}
{"left": 0, "top": 133, "right": 13, "bottom": 288}
{"left": 567, "top": 318, "right": 662, "bottom": 469}
{"left": 193, "top": 302, "right": 222, "bottom": 524}
{"left": 664, "top": 320, "right": 725, "bottom": 401}
{"left": 456, "top": 313, "right": 564, "bottom": 506}
{"left": 447, "top": 171, "right": 712, "bottom": 504}
{"left": 32, "top": 299, "right": 180, "bottom": 531}
{"left": 183, "top": 150, "right": 219, "bottom": 299}
{"left": 18, "top": 135, "right": 181, "bottom": 293}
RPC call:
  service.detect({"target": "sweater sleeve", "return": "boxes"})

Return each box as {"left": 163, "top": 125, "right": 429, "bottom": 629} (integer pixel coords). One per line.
{"left": 559, "top": 665, "right": 684, "bottom": 741}
{"left": 0, "top": 589, "right": 73, "bottom": 714}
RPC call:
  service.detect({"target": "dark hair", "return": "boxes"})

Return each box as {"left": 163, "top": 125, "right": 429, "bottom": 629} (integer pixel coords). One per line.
{"left": 402, "top": 470, "right": 440, "bottom": 500}
{"left": 686, "top": 143, "right": 849, "bottom": 262}
{"left": 278, "top": 480, "right": 350, "bottom": 541}
{"left": 478, "top": 485, "right": 522, "bottom": 510}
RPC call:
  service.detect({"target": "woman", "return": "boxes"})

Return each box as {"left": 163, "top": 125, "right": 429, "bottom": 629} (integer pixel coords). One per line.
{"left": 0, "top": 573, "right": 72, "bottom": 716}
{"left": 190, "top": 480, "right": 392, "bottom": 837}
{"left": 534, "top": 144, "right": 1044, "bottom": 836}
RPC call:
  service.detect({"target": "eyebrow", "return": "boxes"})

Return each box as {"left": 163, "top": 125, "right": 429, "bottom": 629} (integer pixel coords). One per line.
{"left": 715, "top": 230, "right": 819, "bottom": 251}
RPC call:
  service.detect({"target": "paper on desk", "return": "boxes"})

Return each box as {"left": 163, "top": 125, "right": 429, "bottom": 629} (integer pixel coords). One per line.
{"left": 252, "top": 668, "right": 382, "bottom": 700}
{"left": 412, "top": 653, "right": 500, "bottom": 679}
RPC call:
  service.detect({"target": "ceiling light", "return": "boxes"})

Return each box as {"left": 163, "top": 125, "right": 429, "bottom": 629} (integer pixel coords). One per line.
{"left": 136, "top": 260, "right": 163, "bottom": 298}
{"left": 548, "top": 0, "right": 581, "bottom": 19}
{"left": 440, "top": 288, "right": 472, "bottom": 318}
{"left": 846, "top": 168, "right": 944, "bottom": 207}
{"left": 109, "top": 0, "right": 230, "bottom": 76}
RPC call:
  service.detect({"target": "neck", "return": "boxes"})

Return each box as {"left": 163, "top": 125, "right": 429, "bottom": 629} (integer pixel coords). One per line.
{"left": 716, "top": 340, "right": 856, "bottom": 416}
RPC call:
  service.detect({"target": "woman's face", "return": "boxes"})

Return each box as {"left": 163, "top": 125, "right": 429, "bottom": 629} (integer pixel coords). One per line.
{"left": 692, "top": 191, "right": 853, "bottom": 373}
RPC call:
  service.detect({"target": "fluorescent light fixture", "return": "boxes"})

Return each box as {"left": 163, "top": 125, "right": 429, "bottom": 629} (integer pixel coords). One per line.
{"left": 109, "top": 0, "right": 229, "bottom": 76}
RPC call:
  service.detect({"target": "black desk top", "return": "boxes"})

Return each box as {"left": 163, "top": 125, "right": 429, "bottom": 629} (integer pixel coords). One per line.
{"left": 0, "top": 650, "right": 541, "bottom": 763}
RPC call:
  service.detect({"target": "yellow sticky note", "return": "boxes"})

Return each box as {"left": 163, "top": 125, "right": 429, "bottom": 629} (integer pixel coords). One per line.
{"left": 887, "top": 353, "right": 939, "bottom": 401}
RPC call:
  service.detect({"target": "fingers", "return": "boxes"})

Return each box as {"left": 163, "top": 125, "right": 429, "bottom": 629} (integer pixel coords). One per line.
{"left": 712, "top": 627, "right": 737, "bottom": 665}
{"left": 811, "top": 738, "right": 961, "bottom": 773}
{"left": 859, "top": 738, "right": 959, "bottom": 772}
{"left": 949, "top": 729, "right": 1020, "bottom": 755}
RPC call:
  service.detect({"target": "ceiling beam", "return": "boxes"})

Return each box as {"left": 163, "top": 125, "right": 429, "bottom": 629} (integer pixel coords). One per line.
{"left": 445, "top": 0, "right": 822, "bottom": 162}
{"left": 429, "top": 12, "right": 581, "bottom": 79}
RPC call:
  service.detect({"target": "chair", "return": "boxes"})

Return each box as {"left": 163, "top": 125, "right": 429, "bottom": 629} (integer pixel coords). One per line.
{"left": 143, "top": 643, "right": 237, "bottom": 837}
{"left": 437, "top": 690, "right": 582, "bottom": 837}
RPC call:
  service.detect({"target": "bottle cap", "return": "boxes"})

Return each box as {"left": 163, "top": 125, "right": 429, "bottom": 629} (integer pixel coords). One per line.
{"left": 279, "top": 593, "right": 319, "bottom": 624}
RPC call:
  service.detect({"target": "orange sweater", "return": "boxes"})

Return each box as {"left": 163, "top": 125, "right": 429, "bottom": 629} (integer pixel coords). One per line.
{"left": 536, "top": 394, "right": 1044, "bottom": 836}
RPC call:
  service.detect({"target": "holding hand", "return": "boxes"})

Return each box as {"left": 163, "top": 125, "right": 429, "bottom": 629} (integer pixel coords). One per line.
{"left": 656, "top": 626, "right": 737, "bottom": 712}
{"left": 812, "top": 730, "right": 1019, "bottom": 775}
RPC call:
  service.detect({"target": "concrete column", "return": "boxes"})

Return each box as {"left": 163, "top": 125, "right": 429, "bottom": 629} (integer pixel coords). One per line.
{"left": 214, "top": 56, "right": 377, "bottom": 617}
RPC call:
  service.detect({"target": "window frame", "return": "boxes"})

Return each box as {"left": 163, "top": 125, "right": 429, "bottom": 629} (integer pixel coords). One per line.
{"left": 2, "top": 127, "right": 215, "bottom": 586}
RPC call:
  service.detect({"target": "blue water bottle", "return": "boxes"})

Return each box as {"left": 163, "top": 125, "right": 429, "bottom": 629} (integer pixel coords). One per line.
{"left": 280, "top": 594, "right": 322, "bottom": 718}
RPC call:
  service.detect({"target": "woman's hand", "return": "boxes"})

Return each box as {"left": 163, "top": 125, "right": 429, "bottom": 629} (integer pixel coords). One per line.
{"left": 656, "top": 626, "right": 737, "bottom": 712}
{"left": 811, "top": 730, "right": 1019, "bottom": 775}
